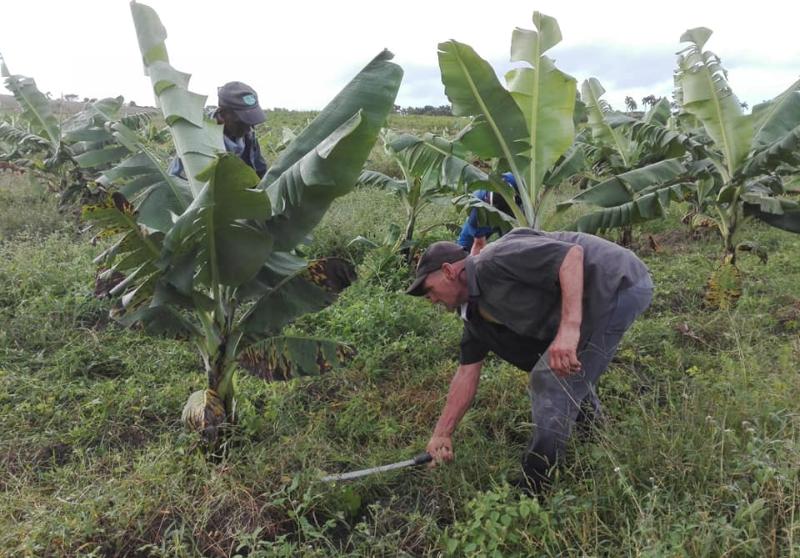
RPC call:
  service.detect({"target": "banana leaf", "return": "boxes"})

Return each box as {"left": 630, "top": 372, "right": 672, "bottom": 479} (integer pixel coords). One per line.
{"left": 0, "top": 122, "right": 51, "bottom": 156}
{"left": 751, "top": 78, "right": 800, "bottom": 149}
{"left": 0, "top": 53, "right": 61, "bottom": 157}
{"left": 674, "top": 28, "right": 753, "bottom": 177}
{"left": 544, "top": 141, "right": 586, "bottom": 188}
{"left": 263, "top": 50, "right": 403, "bottom": 251}
{"left": 744, "top": 203, "right": 800, "bottom": 233}
{"left": 643, "top": 98, "right": 672, "bottom": 126}
{"left": 239, "top": 336, "right": 355, "bottom": 381}
{"left": 438, "top": 40, "right": 529, "bottom": 178}
{"left": 63, "top": 96, "right": 192, "bottom": 233}
{"left": 238, "top": 272, "right": 333, "bottom": 337}
{"left": 130, "top": 1, "right": 224, "bottom": 197}
{"left": 558, "top": 158, "right": 687, "bottom": 209}
{"left": 161, "top": 154, "right": 271, "bottom": 288}
{"left": 83, "top": 192, "right": 163, "bottom": 311}
{"left": 506, "top": 13, "right": 577, "bottom": 193}
{"left": 357, "top": 170, "right": 407, "bottom": 193}
{"left": 582, "top": 78, "right": 632, "bottom": 166}
{"left": 570, "top": 183, "right": 693, "bottom": 234}
{"left": 386, "top": 131, "right": 486, "bottom": 189}
{"left": 742, "top": 124, "right": 800, "bottom": 178}
{"left": 438, "top": 12, "right": 577, "bottom": 227}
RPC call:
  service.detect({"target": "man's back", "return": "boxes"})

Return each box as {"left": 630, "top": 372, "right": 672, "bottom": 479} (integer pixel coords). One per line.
{"left": 470, "top": 228, "right": 650, "bottom": 341}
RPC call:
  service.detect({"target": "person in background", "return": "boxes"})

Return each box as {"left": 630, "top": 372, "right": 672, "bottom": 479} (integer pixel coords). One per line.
{"left": 456, "top": 172, "right": 521, "bottom": 255}
{"left": 168, "top": 81, "right": 268, "bottom": 179}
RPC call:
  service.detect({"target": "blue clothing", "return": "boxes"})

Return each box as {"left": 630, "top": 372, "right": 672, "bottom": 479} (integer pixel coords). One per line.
{"left": 456, "top": 173, "right": 520, "bottom": 251}
{"left": 168, "top": 128, "right": 268, "bottom": 179}
{"left": 457, "top": 190, "right": 496, "bottom": 251}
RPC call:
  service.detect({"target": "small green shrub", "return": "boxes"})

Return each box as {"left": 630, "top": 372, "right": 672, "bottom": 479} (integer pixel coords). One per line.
{"left": 443, "top": 483, "right": 560, "bottom": 556}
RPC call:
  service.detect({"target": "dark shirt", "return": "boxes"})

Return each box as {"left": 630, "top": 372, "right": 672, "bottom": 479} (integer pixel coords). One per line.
{"left": 168, "top": 128, "right": 267, "bottom": 179}
{"left": 459, "top": 304, "right": 549, "bottom": 369}
{"left": 462, "top": 228, "right": 650, "bottom": 359}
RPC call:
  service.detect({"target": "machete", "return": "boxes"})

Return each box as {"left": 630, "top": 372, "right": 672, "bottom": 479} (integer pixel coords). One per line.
{"left": 320, "top": 452, "right": 432, "bottom": 482}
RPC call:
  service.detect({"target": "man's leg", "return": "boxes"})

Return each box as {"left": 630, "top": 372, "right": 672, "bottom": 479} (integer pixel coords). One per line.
{"left": 522, "top": 276, "right": 654, "bottom": 487}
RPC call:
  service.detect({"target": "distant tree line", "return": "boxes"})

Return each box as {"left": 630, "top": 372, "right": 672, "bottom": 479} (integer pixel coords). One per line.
{"left": 392, "top": 104, "right": 453, "bottom": 116}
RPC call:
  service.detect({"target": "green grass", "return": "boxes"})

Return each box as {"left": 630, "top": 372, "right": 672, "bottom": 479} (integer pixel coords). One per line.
{"left": 0, "top": 172, "right": 71, "bottom": 241}
{"left": 2, "top": 151, "right": 800, "bottom": 557}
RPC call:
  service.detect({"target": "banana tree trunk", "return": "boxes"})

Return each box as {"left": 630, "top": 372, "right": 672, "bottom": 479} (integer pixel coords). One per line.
{"left": 207, "top": 343, "right": 237, "bottom": 419}
{"left": 717, "top": 191, "right": 742, "bottom": 266}
{"left": 181, "top": 297, "right": 242, "bottom": 443}
{"left": 618, "top": 225, "right": 633, "bottom": 248}
{"left": 722, "top": 218, "right": 738, "bottom": 266}
{"left": 402, "top": 211, "right": 417, "bottom": 265}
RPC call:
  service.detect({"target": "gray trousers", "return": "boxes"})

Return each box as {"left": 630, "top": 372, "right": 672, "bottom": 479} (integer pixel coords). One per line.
{"left": 523, "top": 275, "right": 654, "bottom": 481}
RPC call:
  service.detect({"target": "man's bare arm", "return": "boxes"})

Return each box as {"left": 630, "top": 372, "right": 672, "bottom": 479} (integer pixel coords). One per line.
{"left": 549, "top": 245, "right": 583, "bottom": 376}
{"left": 427, "top": 360, "right": 483, "bottom": 465}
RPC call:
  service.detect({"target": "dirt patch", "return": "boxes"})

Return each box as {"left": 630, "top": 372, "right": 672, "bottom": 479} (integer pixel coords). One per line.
{"left": 775, "top": 300, "right": 800, "bottom": 333}
{"left": 630, "top": 227, "right": 718, "bottom": 257}
{"left": 35, "top": 442, "right": 73, "bottom": 469}
{"left": 123, "top": 496, "right": 292, "bottom": 558}
{"left": 83, "top": 357, "right": 128, "bottom": 379}
{"left": 1, "top": 442, "right": 77, "bottom": 479}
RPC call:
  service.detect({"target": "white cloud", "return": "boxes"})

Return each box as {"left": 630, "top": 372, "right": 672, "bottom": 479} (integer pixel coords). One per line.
{"left": 2, "top": 0, "right": 798, "bottom": 111}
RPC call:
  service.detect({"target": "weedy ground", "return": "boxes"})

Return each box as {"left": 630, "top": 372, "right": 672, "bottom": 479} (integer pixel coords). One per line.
{"left": 1, "top": 114, "right": 800, "bottom": 557}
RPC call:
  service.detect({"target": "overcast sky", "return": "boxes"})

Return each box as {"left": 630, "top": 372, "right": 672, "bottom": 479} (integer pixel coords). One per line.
{"left": 2, "top": 1, "right": 799, "bottom": 113}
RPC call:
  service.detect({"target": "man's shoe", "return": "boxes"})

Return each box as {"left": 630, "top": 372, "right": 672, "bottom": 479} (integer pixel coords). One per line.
{"left": 509, "top": 470, "right": 550, "bottom": 497}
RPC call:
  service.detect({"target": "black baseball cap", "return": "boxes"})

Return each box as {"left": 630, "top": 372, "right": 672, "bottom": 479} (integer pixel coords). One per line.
{"left": 406, "top": 241, "right": 467, "bottom": 296}
{"left": 217, "top": 81, "right": 266, "bottom": 126}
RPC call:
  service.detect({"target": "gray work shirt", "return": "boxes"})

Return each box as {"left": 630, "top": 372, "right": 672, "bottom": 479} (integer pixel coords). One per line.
{"left": 464, "top": 228, "right": 650, "bottom": 346}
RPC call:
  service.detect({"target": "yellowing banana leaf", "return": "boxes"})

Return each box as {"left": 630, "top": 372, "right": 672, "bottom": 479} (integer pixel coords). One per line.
{"left": 238, "top": 274, "right": 333, "bottom": 337}
{"left": 83, "top": 192, "right": 163, "bottom": 310}
{"left": 238, "top": 258, "right": 355, "bottom": 337}
{"left": 239, "top": 336, "right": 355, "bottom": 381}
{"left": 64, "top": 96, "right": 192, "bottom": 233}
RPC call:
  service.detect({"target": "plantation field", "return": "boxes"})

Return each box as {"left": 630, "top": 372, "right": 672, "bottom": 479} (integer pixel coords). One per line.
{"left": 1, "top": 110, "right": 800, "bottom": 556}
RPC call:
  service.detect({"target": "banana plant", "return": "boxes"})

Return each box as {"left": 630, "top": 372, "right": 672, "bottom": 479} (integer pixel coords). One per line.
{"left": 437, "top": 12, "right": 579, "bottom": 229}
{"left": 0, "top": 115, "right": 51, "bottom": 164}
{"left": 0, "top": 53, "right": 63, "bottom": 166}
{"left": 64, "top": 95, "right": 191, "bottom": 233}
{"left": 84, "top": 2, "right": 402, "bottom": 442}
{"left": 673, "top": 28, "right": 800, "bottom": 263}
{"left": 557, "top": 81, "right": 705, "bottom": 236}
{"left": 1, "top": 54, "right": 157, "bottom": 206}
{"left": 0, "top": 52, "right": 83, "bottom": 200}
{"left": 356, "top": 129, "right": 486, "bottom": 262}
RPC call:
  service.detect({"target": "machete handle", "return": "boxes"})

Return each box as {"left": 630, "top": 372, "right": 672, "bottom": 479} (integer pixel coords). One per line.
{"left": 414, "top": 452, "right": 433, "bottom": 465}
